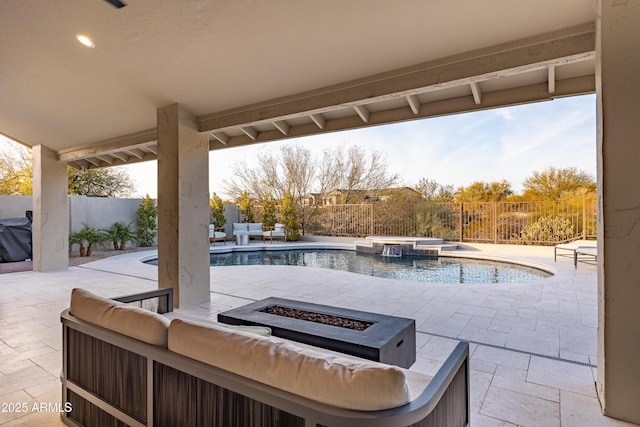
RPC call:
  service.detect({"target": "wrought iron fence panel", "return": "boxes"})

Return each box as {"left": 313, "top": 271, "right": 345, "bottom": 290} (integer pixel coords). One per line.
{"left": 304, "top": 194, "right": 596, "bottom": 245}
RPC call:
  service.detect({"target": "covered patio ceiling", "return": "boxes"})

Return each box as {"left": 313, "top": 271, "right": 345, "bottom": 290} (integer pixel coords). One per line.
{"left": 1, "top": 1, "right": 596, "bottom": 170}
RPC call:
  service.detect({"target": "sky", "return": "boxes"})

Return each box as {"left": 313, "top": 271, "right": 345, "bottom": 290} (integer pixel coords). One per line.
{"left": 1, "top": 94, "right": 596, "bottom": 199}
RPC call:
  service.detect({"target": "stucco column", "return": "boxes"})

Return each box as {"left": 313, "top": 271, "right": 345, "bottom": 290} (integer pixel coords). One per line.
{"left": 32, "top": 144, "right": 69, "bottom": 271}
{"left": 596, "top": 1, "right": 640, "bottom": 423}
{"left": 157, "top": 103, "right": 210, "bottom": 308}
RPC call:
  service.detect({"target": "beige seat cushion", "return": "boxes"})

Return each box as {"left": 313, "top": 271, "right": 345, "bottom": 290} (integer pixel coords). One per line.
{"left": 70, "top": 288, "right": 170, "bottom": 347}
{"left": 168, "top": 318, "right": 410, "bottom": 410}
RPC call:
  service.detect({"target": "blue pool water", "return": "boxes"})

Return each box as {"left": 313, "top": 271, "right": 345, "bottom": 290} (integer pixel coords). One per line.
{"left": 146, "top": 249, "right": 551, "bottom": 284}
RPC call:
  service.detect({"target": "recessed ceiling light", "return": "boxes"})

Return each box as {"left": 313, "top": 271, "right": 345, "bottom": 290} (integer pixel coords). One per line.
{"left": 75, "top": 34, "right": 95, "bottom": 48}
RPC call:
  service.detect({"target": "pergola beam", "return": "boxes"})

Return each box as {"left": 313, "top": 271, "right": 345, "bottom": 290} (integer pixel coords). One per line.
{"left": 470, "top": 82, "right": 482, "bottom": 105}
{"left": 354, "top": 105, "right": 370, "bottom": 123}
{"left": 273, "top": 120, "right": 290, "bottom": 135}
{"left": 240, "top": 126, "right": 258, "bottom": 140}
{"left": 406, "top": 95, "right": 421, "bottom": 115}
{"left": 548, "top": 65, "right": 556, "bottom": 94}
{"left": 210, "top": 131, "right": 229, "bottom": 145}
{"left": 208, "top": 75, "right": 595, "bottom": 151}
{"left": 310, "top": 113, "right": 326, "bottom": 129}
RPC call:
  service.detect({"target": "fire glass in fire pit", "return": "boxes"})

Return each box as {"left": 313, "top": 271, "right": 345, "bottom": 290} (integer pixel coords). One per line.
{"left": 218, "top": 297, "right": 416, "bottom": 368}
{"left": 259, "top": 305, "right": 374, "bottom": 331}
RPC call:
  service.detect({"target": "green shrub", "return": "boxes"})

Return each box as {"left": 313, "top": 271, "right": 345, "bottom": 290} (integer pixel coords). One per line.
{"left": 519, "top": 216, "right": 574, "bottom": 244}
{"left": 210, "top": 192, "right": 227, "bottom": 229}
{"left": 104, "top": 221, "right": 135, "bottom": 250}
{"left": 136, "top": 195, "right": 157, "bottom": 247}
{"left": 261, "top": 196, "right": 277, "bottom": 229}
{"left": 238, "top": 191, "right": 255, "bottom": 223}
{"left": 281, "top": 192, "right": 300, "bottom": 241}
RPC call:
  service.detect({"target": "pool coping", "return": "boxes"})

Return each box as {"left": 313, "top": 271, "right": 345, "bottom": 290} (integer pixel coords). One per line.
{"left": 139, "top": 240, "right": 556, "bottom": 277}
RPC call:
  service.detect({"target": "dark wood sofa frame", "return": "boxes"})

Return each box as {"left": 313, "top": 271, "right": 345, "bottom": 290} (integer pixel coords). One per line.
{"left": 60, "top": 289, "right": 470, "bottom": 427}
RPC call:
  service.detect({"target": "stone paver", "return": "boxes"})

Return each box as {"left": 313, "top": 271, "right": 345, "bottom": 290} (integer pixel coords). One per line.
{"left": 0, "top": 242, "right": 636, "bottom": 426}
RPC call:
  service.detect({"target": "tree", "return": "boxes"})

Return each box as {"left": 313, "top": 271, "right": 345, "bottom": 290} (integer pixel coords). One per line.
{"left": 0, "top": 142, "right": 32, "bottom": 195}
{"left": 522, "top": 167, "right": 596, "bottom": 201}
{"left": 237, "top": 191, "right": 255, "bottom": 222}
{"left": 224, "top": 145, "right": 316, "bottom": 202}
{"left": 454, "top": 180, "right": 513, "bottom": 202}
{"left": 68, "top": 167, "right": 135, "bottom": 197}
{"left": 281, "top": 192, "right": 300, "bottom": 241}
{"left": 261, "top": 196, "right": 277, "bottom": 229}
{"left": 318, "top": 145, "right": 399, "bottom": 203}
{"left": 415, "top": 178, "right": 455, "bottom": 201}
{"left": 136, "top": 195, "right": 157, "bottom": 247}
{"left": 103, "top": 222, "right": 135, "bottom": 250}
{"left": 0, "top": 139, "right": 136, "bottom": 197}
{"left": 210, "top": 192, "right": 227, "bottom": 229}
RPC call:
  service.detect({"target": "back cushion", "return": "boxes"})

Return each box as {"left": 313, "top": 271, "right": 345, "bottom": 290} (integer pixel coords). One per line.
{"left": 70, "top": 288, "right": 170, "bottom": 347}
{"left": 168, "top": 318, "right": 409, "bottom": 410}
{"left": 247, "top": 223, "right": 262, "bottom": 231}
{"left": 233, "top": 223, "right": 247, "bottom": 231}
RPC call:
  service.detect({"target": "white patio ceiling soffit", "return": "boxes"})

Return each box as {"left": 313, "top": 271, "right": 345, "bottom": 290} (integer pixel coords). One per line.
{"left": 59, "top": 23, "right": 595, "bottom": 170}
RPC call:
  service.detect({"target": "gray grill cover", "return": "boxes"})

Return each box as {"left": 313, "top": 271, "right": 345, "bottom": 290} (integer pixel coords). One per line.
{"left": 0, "top": 217, "right": 32, "bottom": 262}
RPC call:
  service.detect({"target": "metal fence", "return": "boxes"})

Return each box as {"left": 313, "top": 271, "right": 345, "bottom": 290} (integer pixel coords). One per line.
{"left": 304, "top": 194, "right": 597, "bottom": 245}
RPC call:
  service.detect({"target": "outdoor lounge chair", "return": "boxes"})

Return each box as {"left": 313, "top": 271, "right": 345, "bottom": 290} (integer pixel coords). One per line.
{"left": 554, "top": 239, "right": 597, "bottom": 266}
{"left": 575, "top": 247, "right": 598, "bottom": 268}
{"left": 263, "top": 223, "right": 286, "bottom": 243}
{"left": 209, "top": 224, "right": 227, "bottom": 246}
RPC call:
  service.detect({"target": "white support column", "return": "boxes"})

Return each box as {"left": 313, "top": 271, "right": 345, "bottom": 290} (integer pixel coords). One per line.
{"left": 157, "top": 103, "right": 210, "bottom": 308}
{"left": 32, "top": 145, "right": 69, "bottom": 271}
{"left": 596, "top": 1, "right": 640, "bottom": 423}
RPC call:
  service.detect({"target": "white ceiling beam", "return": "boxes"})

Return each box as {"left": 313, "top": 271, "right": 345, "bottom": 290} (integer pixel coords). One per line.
{"left": 354, "top": 105, "right": 370, "bottom": 123}
{"left": 76, "top": 159, "right": 91, "bottom": 170}
{"left": 470, "top": 82, "right": 482, "bottom": 105}
{"left": 240, "top": 126, "right": 258, "bottom": 140}
{"left": 125, "top": 148, "right": 145, "bottom": 159}
{"left": 85, "top": 157, "right": 101, "bottom": 166}
{"left": 57, "top": 128, "right": 156, "bottom": 161}
{"left": 96, "top": 155, "right": 114, "bottom": 164}
{"left": 273, "top": 120, "right": 290, "bottom": 135}
{"left": 208, "top": 75, "right": 595, "bottom": 152}
{"left": 145, "top": 144, "right": 158, "bottom": 155}
{"left": 310, "top": 113, "right": 326, "bottom": 129}
{"left": 548, "top": 65, "right": 556, "bottom": 94}
{"left": 211, "top": 131, "right": 229, "bottom": 144}
{"left": 406, "top": 95, "right": 421, "bottom": 115}
{"left": 110, "top": 152, "right": 129, "bottom": 162}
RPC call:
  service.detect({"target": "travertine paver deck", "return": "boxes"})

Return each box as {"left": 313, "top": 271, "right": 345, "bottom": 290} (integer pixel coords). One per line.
{"left": 0, "top": 242, "right": 636, "bottom": 426}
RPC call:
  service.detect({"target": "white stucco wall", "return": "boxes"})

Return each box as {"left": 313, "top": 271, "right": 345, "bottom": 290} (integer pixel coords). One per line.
{"left": 0, "top": 196, "right": 33, "bottom": 219}
{"left": 68, "top": 195, "right": 142, "bottom": 232}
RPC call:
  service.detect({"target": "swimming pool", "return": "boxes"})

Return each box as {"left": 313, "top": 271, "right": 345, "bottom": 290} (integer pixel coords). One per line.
{"left": 146, "top": 249, "right": 551, "bottom": 284}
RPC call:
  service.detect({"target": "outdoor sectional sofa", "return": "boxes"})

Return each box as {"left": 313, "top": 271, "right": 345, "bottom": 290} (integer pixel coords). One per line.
{"left": 233, "top": 222, "right": 265, "bottom": 240}
{"left": 60, "top": 288, "right": 470, "bottom": 427}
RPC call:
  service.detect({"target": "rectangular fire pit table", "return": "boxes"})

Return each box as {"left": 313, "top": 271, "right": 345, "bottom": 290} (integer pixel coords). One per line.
{"left": 218, "top": 297, "right": 416, "bottom": 368}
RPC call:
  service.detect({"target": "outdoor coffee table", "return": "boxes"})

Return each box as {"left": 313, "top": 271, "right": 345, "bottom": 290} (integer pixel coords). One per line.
{"left": 218, "top": 297, "right": 416, "bottom": 368}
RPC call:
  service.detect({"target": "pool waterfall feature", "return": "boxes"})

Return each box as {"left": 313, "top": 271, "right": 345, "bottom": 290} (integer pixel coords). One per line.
{"left": 356, "top": 236, "right": 458, "bottom": 257}
{"left": 381, "top": 245, "right": 403, "bottom": 257}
